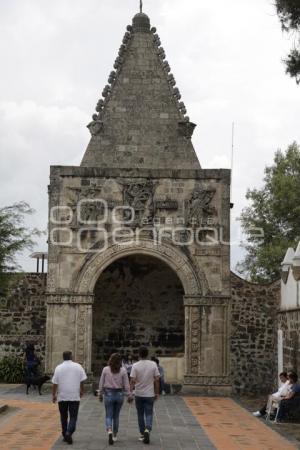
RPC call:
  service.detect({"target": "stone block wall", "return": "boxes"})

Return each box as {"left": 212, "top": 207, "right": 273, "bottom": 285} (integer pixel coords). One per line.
{"left": 0, "top": 274, "right": 47, "bottom": 363}
{"left": 231, "top": 273, "right": 280, "bottom": 395}
{"left": 278, "top": 309, "right": 300, "bottom": 375}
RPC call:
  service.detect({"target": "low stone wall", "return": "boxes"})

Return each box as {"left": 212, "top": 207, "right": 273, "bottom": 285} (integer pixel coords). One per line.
{"left": 0, "top": 273, "right": 47, "bottom": 364}
{"left": 231, "top": 273, "right": 280, "bottom": 395}
{"left": 278, "top": 309, "right": 300, "bottom": 375}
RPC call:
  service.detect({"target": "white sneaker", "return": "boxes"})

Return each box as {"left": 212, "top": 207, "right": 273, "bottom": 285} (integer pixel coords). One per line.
{"left": 253, "top": 411, "right": 261, "bottom": 417}
{"left": 113, "top": 436, "right": 118, "bottom": 442}
{"left": 138, "top": 435, "right": 144, "bottom": 441}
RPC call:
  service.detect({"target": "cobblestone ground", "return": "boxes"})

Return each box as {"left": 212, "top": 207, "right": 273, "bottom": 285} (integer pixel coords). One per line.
{"left": 0, "top": 385, "right": 299, "bottom": 450}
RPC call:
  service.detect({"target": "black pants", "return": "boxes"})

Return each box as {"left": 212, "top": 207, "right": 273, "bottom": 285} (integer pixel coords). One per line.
{"left": 58, "top": 401, "right": 80, "bottom": 436}
{"left": 259, "top": 404, "right": 267, "bottom": 416}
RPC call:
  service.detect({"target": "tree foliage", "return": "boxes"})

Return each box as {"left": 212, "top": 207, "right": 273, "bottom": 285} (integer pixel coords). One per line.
{"left": 275, "top": 0, "right": 300, "bottom": 83}
{"left": 237, "top": 142, "right": 300, "bottom": 282}
{"left": 0, "top": 202, "right": 41, "bottom": 294}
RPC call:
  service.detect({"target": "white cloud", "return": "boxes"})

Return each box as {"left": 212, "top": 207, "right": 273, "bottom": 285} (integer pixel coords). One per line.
{"left": 0, "top": 0, "right": 300, "bottom": 272}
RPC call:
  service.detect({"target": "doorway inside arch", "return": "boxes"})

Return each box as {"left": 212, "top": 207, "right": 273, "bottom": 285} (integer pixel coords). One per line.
{"left": 92, "top": 254, "right": 185, "bottom": 374}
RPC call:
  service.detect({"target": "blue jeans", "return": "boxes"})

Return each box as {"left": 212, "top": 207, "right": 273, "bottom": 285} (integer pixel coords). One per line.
{"left": 26, "top": 361, "right": 38, "bottom": 377}
{"left": 104, "top": 390, "right": 124, "bottom": 434}
{"left": 135, "top": 396, "right": 154, "bottom": 434}
{"left": 58, "top": 401, "right": 80, "bottom": 436}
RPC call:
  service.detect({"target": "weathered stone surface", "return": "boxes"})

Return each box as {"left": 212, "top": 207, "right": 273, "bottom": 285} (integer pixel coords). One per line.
{"left": 44, "top": 10, "right": 232, "bottom": 392}
{"left": 231, "top": 273, "right": 280, "bottom": 395}
{"left": 278, "top": 309, "right": 300, "bottom": 374}
{"left": 81, "top": 14, "right": 200, "bottom": 170}
{"left": 0, "top": 274, "right": 47, "bottom": 360}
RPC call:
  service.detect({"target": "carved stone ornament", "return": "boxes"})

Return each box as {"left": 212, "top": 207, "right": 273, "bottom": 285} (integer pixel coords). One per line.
{"left": 178, "top": 121, "right": 196, "bottom": 139}
{"left": 87, "top": 119, "right": 104, "bottom": 136}
{"left": 186, "top": 189, "right": 216, "bottom": 226}
{"left": 46, "top": 294, "right": 94, "bottom": 305}
{"left": 122, "top": 181, "right": 155, "bottom": 227}
{"left": 72, "top": 238, "right": 208, "bottom": 296}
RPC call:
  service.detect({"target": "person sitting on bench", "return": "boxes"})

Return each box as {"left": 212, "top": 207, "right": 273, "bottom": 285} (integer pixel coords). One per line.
{"left": 253, "top": 372, "right": 289, "bottom": 417}
{"left": 276, "top": 371, "right": 300, "bottom": 422}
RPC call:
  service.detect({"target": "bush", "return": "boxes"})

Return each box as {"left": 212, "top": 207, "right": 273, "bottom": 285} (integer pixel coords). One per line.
{"left": 0, "top": 355, "right": 25, "bottom": 383}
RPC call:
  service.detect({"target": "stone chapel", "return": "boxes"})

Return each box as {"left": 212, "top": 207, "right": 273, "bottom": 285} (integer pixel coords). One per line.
{"left": 45, "top": 8, "right": 232, "bottom": 394}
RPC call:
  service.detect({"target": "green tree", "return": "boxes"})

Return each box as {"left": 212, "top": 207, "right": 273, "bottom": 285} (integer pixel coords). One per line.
{"left": 275, "top": 0, "right": 300, "bottom": 83}
{"left": 237, "top": 142, "right": 300, "bottom": 282}
{"left": 0, "top": 202, "right": 41, "bottom": 294}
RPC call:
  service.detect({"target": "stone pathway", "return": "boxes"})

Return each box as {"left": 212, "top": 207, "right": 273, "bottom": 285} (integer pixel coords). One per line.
{"left": 0, "top": 385, "right": 298, "bottom": 450}
{"left": 52, "top": 395, "right": 215, "bottom": 450}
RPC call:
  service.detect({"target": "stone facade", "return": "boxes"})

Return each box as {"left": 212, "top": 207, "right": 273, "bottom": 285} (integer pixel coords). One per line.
{"left": 46, "top": 166, "right": 231, "bottom": 392}
{"left": 45, "top": 9, "right": 232, "bottom": 393}
{"left": 231, "top": 273, "right": 280, "bottom": 394}
{"left": 0, "top": 274, "right": 47, "bottom": 360}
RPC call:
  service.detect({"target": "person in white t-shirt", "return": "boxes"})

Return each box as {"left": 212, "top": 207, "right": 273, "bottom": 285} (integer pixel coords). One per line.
{"left": 52, "top": 351, "right": 87, "bottom": 445}
{"left": 130, "top": 346, "right": 160, "bottom": 445}
{"left": 252, "top": 371, "right": 290, "bottom": 417}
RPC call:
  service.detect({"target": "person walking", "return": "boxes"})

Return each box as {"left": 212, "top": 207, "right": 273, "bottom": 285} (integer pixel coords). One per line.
{"left": 130, "top": 346, "right": 160, "bottom": 444}
{"left": 99, "top": 353, "right": 133, "bottom": 445}
{"left": 52, "top": 351, "right": 87, "bottom": 445}
{"left": 151, "top": 357, "right": 166, "bottom": 395}
{"left": 24, "top": 343, "right": 40, "bottom": 377}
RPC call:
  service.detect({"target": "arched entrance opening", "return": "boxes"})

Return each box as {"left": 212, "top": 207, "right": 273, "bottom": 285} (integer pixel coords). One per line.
{"left": 92, "top": 254, "right": 185, "bottom": 374}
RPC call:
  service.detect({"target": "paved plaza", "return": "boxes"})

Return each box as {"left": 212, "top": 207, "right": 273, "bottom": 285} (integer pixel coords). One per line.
{"left": 0, "top": 385, "right": 299, "bottom": 450}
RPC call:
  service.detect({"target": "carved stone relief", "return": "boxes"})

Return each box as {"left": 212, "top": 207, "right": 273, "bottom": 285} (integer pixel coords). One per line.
{"left": 121, "top": 181, "right": 156, "bottom": 228}
{"left": 185, "top": 189, "right": 217, "bottom": 226}
{"left": 72, "top": 239, "right": 206, "bottom": 296}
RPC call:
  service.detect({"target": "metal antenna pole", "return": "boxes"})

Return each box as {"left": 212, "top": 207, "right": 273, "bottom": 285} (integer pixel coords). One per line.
{"left": 140, "top": 0, "right": 143, "bottom": 13}
{"left": 230, "top": 122, "right": 235, "bottom": 207}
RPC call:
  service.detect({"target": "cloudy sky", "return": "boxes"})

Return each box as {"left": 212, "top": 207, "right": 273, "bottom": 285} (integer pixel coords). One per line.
{"left": 0, "top": 0, "right": 299, "bottom": 273}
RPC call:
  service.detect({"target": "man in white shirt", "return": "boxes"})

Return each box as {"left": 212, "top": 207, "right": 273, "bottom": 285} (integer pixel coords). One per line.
{"left": 130, "top": 346, "right": 160, "bottom": 445}
{"left": 52, "top": 351, "right": 87, "bottom": 445}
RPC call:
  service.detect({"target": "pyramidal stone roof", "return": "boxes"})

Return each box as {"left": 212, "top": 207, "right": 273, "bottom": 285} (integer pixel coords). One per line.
{"left": 81, "top": 11, "right": 201, "bottom": 170}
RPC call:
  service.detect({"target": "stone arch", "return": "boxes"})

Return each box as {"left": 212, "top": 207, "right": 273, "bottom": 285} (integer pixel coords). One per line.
{"left": 73, "top": 238, "right": 207, "bottom": 296}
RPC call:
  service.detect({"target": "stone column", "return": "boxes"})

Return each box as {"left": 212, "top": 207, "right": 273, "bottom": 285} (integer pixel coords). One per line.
{"left": 184, "top": 295, "right": 231, "bottom": 394}
{"left": 45, "top": 294, "right": 94, "bottom": 374}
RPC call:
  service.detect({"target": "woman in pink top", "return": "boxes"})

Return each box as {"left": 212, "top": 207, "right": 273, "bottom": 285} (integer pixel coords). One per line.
{"left": 99, "top": 353, "right": 132, "bottom": 445}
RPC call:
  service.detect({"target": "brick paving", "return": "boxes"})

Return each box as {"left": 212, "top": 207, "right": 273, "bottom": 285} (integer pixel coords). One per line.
{"left": 185, "top": 397, "right": 299, "bottom": 450}
{"left": 0, "top": 398, "right": 60, "bottom": 450}
{"left": 0, "top": 385, "right": 299, "bottom": 450}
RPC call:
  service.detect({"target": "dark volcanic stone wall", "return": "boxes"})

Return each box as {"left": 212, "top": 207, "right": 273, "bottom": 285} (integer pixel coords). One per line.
{"left": 0, "top": 274, "right": 47, "bottom": 362}
{"left": 231, "top": 273, "right": 280, "bottom": 395}
{"left": 278, "top": 309, "right": 300, "bottom": 375}
{"left": 92, "top": 255, "right": 185, "bottom": 373}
